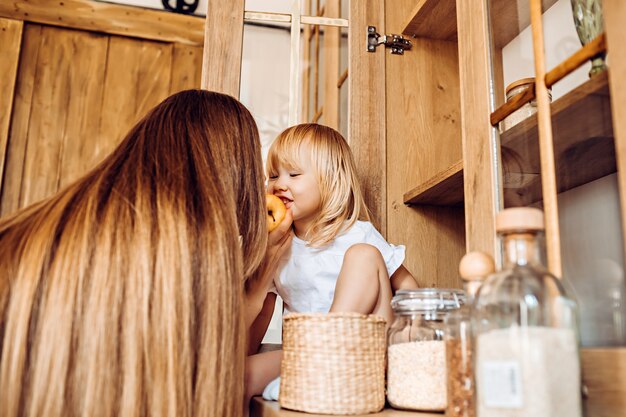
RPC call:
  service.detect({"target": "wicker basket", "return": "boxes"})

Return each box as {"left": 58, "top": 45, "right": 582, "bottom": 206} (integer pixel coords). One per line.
{"left": 279, "top": 312, "right": 386, "bottom": 415}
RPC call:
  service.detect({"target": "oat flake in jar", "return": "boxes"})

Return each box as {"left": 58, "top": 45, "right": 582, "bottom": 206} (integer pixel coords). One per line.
{"left": 386, "top": 288, "right": 464, "bottom": 412}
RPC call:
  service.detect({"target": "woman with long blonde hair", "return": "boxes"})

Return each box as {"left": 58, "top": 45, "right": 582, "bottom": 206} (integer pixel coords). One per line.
{"left": 0, "top": 90, "right": 287, "bottom": 417}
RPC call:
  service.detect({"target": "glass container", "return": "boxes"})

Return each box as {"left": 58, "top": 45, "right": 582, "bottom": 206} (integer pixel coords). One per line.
{"left": 500, "top": 78, "right": 552, "bottom": 133}
{"left": 473, "top": 208, "right": 582, "bottom": 417}
{"left": 445, "top": 252, "right": 495, "bottom": 417}
{"left": 387, "top": 288, "right": 464, "bottom": 412}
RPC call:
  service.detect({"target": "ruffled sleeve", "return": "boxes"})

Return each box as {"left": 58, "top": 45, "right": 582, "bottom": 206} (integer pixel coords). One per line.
{"left": 360, "top": 222, "right": 406, "bottom": 278}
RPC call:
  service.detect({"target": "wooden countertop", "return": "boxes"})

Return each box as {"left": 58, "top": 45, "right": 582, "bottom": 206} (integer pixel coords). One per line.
{"left": 250, "top": 398, "right": 443, "bottom": 417}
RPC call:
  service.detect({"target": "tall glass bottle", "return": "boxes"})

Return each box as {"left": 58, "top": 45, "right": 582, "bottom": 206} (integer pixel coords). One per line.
{"left": 473, "top": 207, "right": 582, "bottom": 417}
{"left": 445, "top": 252, "right": 495, "bottom": 417}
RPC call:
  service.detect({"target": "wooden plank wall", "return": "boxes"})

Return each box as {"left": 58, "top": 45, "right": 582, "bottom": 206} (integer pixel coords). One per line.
{"left": 0, "top": 18, "right": 23, "bottom": 187}
{"left": 0, "top": 5, "right": 203, "bottom": 216}
{"left": 385, "top": 0, "right": 465, "bottom": 288}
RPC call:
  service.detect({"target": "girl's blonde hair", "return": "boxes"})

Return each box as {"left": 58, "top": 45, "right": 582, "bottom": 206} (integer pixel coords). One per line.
{"left": 0, "top": 90, "right": 267, "bottom": 417}
{"left": 266, "top": 123, "right": 370, "bottom": 247}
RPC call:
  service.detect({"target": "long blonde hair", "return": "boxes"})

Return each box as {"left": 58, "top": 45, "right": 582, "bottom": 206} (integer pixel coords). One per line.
{"left": 0, "top": 90, "right": 266, "bottom": 417}
{"left": 266, "top": 123, "right": 369, "bottom": 247}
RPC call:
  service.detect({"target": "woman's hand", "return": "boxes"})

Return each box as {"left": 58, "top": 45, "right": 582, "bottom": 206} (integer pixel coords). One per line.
{"left": 244, "top": 210, "right": 293, "bottom": 329}
{"left": 266, "top": 208, "right": 293, "bottom": 270}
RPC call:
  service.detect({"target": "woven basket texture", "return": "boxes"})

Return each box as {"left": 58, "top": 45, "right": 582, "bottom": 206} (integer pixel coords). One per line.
{"left": 279, "top": 312, "right": 386, "bottom": 415}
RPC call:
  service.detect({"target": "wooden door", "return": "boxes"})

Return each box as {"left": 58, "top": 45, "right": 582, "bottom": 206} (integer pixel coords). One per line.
{"left": 0, "top": 0, "right": 204, "bottom": 216}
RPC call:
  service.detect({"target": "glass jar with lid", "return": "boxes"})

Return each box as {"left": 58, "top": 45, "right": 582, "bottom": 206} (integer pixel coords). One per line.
{"left": 444, "top": 252, "right": 495, "bottom": 417}
{"left": 499, "top": 78, "right": 552, "bottom": 133}
{"left": 473, "top": 207, "right": 582, "bottom": 417}
{"left": 386, "top": 288, "right": 464, "bottom": 412}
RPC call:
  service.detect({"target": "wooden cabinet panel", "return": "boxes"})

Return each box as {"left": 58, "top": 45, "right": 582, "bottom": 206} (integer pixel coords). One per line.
{"left": 97, "top": 37, "right": 174, "bottom": 178}
{"left": 456, "top": 0, "right": 499, "bottom": 258}
{"left": 1, "top": 24, "right": 43, "bottom": 216}
{"left": 604, "top": 0, "right": 626, "bottom": 262}
{"left": 201, "top": 0, "right": 245, "bottom": 96}
{"left": 16, "top": 26, "right": 107, "bottom": 207}
{"left": 0, "top": 7, "right": 203, "bottom": 215}
{"left": 170, "top": 44, "right": 203, "bottom": 93}
{"left": 54, "top": 29, "right": 108, "bottom": 190}
{"left": 348, "top": 0, "right": 386, "bottom": 234}
{"left": 385, "top": 0, "right": 465, "bottom": 288}
{"left": 0, "top": 18, "right": 23, "bottom": 191}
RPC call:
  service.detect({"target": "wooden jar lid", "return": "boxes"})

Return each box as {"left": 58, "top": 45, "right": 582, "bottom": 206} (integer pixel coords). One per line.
{"left": 496, "top": 207, "right": 544, "bottom": 232}
{"left": 505, "top": 77, "right": 535, "bottom": 95}
{"left": 459, "top": 251, "right": 495, "bottom": 281}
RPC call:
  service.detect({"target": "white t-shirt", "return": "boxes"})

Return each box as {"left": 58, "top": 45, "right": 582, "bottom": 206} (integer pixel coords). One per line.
{"left": 273, "top": 220, "right": 405, "bottom": 314}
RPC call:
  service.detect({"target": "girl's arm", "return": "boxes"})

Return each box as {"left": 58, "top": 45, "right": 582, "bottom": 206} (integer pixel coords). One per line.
{"left": 245, "top": 210, "right": 292, "bottom": 330}
{"left": 245, "top": 350, "right": 282, "bottom": 403}
{"left": 248, "top": 292, "right": 277, "bottom": 355}
{"left": 390, "top": 264, "right": 419, "bottom": 291}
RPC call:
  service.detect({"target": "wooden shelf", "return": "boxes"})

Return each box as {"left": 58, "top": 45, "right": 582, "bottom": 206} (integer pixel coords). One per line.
{"left": 401, "top": 0, "right": 456, "bottom": 41}
{"left": 501, "top": 71, "right": 614, "bottom": 206}
{"left": 404, "top": 72, "right": 613, "bottom": 208}
{"left": 401, "top": 0, "right": 558, "bottom": 48}
{"left": 403, "top": 160, "right": 463, "bottom": 207}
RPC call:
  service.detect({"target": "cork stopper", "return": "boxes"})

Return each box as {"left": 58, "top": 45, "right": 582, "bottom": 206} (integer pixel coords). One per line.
{"left": 496, "top": 207, "right": 544, "bottom": 233}
{"left": 459, "top": 251, "right": 495, "bottom": 282}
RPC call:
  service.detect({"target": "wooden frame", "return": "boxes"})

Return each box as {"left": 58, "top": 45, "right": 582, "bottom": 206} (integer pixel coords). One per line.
{"left": 201, "top": 0, "right": 245, "bottom": 96}
{"left": 349, "top": 0, "right": 386, "bottom": 234}
{"left": 455, "top": 0, "right": 500, "bottom": 259}
{"left": 322, "top": 0, "right": 340, "bottom": 129}
{"left": 604, "top": 0, "right": 626, "bottom": 263}
{"left": 301, "top": 0, "right": 312, "bottom": 122}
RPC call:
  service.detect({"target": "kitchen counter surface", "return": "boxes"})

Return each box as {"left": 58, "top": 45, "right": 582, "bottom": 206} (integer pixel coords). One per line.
{"left": 251, "top": 398, "right": 443, "bottom": 417}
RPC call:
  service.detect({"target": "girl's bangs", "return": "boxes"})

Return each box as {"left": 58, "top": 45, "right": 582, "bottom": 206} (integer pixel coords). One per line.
{"left": 266, "top": 134, "right": 307, "bottom": 173}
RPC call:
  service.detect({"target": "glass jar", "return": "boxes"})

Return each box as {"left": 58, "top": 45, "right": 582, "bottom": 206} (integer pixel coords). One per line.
{"left": 500, "top": 78, "right": 552, "bottom": 133}
{"left": 445, "top": 252, "right": 495, "bottom": 417}
{"left": 473, "top": 208, "right": 582, "bottom": 417}
{"left": 387, "top": 288, "right": 464, "bottom": 412}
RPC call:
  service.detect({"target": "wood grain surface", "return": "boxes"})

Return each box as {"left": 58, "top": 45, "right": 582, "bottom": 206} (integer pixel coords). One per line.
{"left": 0, "top": 0, "right": 204, "bottom": 46}
{"left": 0, "top": 18, "right": 23, "bottom": 203}
{"left": 386, "top": 0, "right": 464, "bottom": 288}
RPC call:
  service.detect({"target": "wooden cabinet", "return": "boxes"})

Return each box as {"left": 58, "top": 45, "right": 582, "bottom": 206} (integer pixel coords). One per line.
{"left": 386, "top": 0, "right": 626, "bottom": 416}
{"left": 384, "top": 0, "right": 465, "bottom": 290}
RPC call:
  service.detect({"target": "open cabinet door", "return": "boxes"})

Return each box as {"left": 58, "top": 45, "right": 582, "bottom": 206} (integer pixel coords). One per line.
{"left": 200, "top": 0, "right": 387, "bottom": 233}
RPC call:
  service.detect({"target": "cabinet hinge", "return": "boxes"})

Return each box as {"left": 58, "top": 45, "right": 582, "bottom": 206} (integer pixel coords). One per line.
{"left": 366, "top": 26, "right": 413, "bottom": 55}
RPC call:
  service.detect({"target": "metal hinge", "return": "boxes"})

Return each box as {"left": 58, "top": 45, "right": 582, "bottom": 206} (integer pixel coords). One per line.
{"left": 366, "top": 26, "right": 413, "bottom": 55}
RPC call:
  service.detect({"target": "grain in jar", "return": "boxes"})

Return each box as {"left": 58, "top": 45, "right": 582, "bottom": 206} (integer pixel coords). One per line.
{"left": 473, "top": 208, "right": 583, "bottom": 417}
{"left": 444, "top": 251, "right": 495, "bottom": 417}
{"left": 387, "top": 289, "right": 464, "bottom": 412}
{"left": 476, "top": 326, "right": 581, "bottom": 417}
{"left": 387, "top": 340, "right": 446, "bottom": 410}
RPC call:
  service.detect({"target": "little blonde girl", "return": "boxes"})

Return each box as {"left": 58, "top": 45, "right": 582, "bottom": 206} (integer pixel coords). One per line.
{"left": 245, "top": 124, "right": 416, "bottom": 403}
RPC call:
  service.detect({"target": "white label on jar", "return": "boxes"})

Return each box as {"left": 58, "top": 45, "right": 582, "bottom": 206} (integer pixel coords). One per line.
{"left": 482, "top": 361, "right": 523, "bottom": 409}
